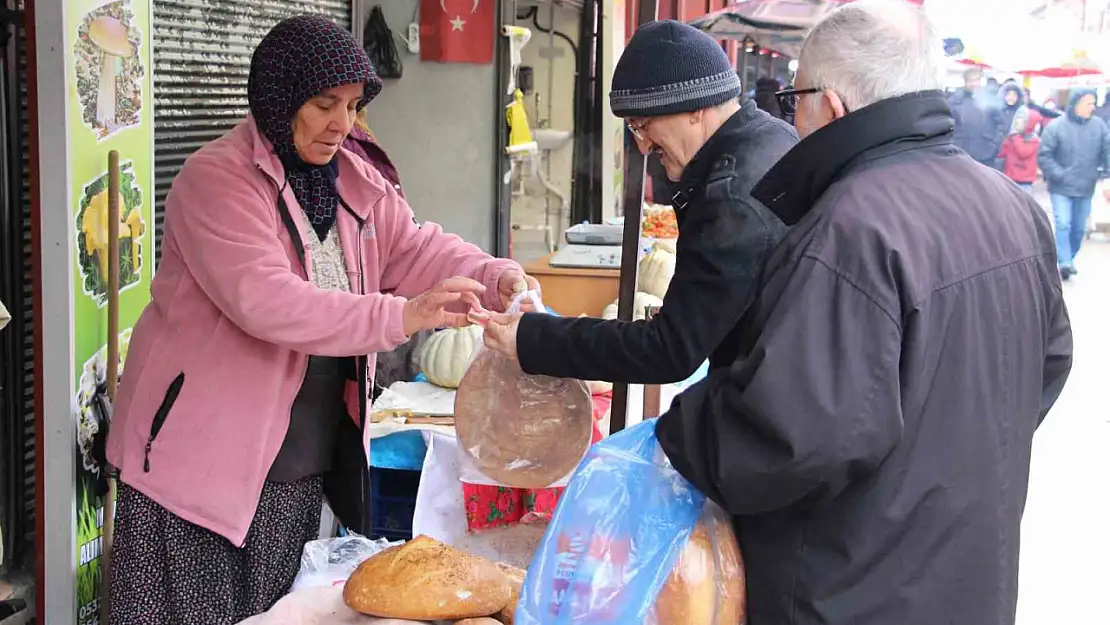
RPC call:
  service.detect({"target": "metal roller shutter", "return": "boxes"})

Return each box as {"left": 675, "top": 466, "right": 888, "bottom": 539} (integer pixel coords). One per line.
{"left": 151, "top": 0, "right": 351, "bottom": 261}
{"left": 0, "top": 1, "right": 32, "bottom": 567}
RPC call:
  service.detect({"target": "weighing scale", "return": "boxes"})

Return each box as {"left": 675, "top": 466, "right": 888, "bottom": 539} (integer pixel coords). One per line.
{"left": 548, "top": 224, "right": 623, "bottom": 269}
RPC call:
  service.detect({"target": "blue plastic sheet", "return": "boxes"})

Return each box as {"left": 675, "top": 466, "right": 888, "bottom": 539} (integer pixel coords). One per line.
{"left": 515, "top": 419, "right": 705, "bottom": 625}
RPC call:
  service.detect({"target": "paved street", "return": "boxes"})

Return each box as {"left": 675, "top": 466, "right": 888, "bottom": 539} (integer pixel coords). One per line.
{"left": 1016, "top": 218, "right": 1110, "bottom": 623}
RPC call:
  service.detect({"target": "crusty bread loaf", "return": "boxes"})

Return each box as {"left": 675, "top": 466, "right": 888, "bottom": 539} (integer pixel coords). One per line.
{"left": 495, "top": 562, "right": 527, "bottom": 625}
{"left": 343, "top": 535, "right": 511, "bottom": 620}
{"left": 713, "top": 518, "right": 746, "bottom": 625}
{"left": 653, "top": 524, "right": 717, "bottom": 625}
{"left": 455, "top": 349, "right": 593, "bottom": 488}
{"left": 651, "top": 519, "right": 747, "bottom": 625}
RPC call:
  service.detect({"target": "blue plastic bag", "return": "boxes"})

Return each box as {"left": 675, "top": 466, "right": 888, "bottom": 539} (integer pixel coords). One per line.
{"left": 515, "top": 419, "right": 706, "bottom": 625}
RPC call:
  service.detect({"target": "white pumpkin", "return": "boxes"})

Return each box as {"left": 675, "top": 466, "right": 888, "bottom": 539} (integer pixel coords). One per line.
{"left": 417, "top": 325, "right": 484, "bottom": 389}
{"left": 601, "top": 291, "right": 665, "bottom": 321}
{"left": 637, "top": 244, "right": 676, "bottom": 298}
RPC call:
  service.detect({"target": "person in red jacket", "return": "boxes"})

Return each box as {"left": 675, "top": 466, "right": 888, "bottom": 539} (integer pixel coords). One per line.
{"left": 997, "top": 108, "right": 1043, "bottom": 194}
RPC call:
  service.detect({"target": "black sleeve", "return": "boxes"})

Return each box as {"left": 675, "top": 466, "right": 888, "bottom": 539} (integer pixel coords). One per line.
{"left": 517, "top": 198, "right": 782, "bottom": 385}
{"left": 655, "top": 257, "right": 904, "bottom": 514}
{"left": 1039, "top": 285, "right": 1072, "bottom": 425}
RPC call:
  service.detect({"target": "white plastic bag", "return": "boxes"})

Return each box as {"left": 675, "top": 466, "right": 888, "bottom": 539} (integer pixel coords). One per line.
{"left": 454, "top": 290, "right": 593, "bottom": 489}
{"left": 235, "top": 586, "right": 441, "bottom": 625}
{"left": 290, "top": 534, "right": 403, "bottom": 591}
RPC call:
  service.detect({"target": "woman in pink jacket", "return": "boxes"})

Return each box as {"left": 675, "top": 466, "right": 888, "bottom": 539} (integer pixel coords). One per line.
{"left": 106, "top": 15, "right": 533, "bottom": 624}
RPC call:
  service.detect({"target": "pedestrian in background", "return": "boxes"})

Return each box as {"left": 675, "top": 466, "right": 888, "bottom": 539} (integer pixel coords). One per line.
{"left": 1038, "top": 88, "right": 1110, "bottom": 281}
{"left": 949, "top": 68, "right": 1004, "bottom": 166}
{"left": 998, "top": 107, "right": 1042, "bottom": 194}
{"left": 754, "top": 76, "right": 787, "bottom": 120}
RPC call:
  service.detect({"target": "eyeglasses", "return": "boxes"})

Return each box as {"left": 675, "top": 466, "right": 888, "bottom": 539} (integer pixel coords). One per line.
{"left": 775, "top": 87, "right": 822, "bottom": 117}
{"left": 627, "top": 118, "right": 651, "bottom": 142}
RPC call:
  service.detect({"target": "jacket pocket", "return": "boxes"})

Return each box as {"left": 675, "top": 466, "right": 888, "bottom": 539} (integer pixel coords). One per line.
{"left": 143, "top": 372, "right": 185, "bottom": 473}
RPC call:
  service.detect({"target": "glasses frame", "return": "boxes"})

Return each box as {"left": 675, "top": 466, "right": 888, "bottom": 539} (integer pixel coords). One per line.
{"left": 775, "top": 87, "right": 822, "bottom": 117}
{"left": 627, "top": 118, "right": 651, "bottom": 142}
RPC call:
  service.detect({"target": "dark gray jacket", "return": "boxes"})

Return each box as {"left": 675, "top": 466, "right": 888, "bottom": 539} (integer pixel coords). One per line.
{"left": 515, "top": 101, "right": 798, "bottom": 384}
{"left": 657, "top": 92, "right": 1072, "bottom": 625}
{"left": 1038, "top": 91, "right": 1110, "bottom": 198}
{"left": 948, "top": 88, "right": 1004, "bottom": 162}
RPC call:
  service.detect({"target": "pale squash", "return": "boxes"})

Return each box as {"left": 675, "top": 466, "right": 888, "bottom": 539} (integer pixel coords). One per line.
{"left": 601, "top": 291, "right": 664, "bottom": 321}
{"left": 638, "top": 243, "right": 677, "bottom": 298}
{"left": 418, "top": 325, "right": 484, "bottom": 389}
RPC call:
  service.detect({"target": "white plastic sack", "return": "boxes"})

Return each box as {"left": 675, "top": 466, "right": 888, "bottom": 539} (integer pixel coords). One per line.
{"left": 413, "top": 432, "right": 545, "bottom": 566}
{"left": 235, "top": 586, "right": 449, "bottom": 625}
{"left": 290, "top": 534, "right": 402, "bottom": 592}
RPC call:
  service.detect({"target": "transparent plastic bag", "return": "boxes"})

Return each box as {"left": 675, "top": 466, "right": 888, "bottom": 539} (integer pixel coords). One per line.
{"left": 646, "top": 503, "right": 747, "bottom": 625}
{"left": 455, "top": 290, "right": 593, "bottom": 489}
{"left": 515, "top": 419, "right": 746, "bottom": 625}
{"left": 289, "top": 533, "right": 403, "bottom": 591}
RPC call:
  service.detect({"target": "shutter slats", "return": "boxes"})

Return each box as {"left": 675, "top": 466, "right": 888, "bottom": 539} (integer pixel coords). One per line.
{"left": 18, "top": 16, "right": 34, "bottom": 550}
{"left": 152, "top": 0, "right": 351, "bottom": 261}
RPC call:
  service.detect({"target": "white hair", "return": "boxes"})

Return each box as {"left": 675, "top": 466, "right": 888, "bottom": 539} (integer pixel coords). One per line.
{"left": 799, "top": 0, "right": 945, "bottom": 112}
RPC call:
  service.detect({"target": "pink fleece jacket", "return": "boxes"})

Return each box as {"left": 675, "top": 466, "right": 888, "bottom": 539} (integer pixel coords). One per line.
{"left": 106, "top": 116, "right": 520, "bottom": 546}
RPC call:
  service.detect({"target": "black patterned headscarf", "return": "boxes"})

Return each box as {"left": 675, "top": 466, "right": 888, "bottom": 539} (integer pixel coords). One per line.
{"left": 248, "top": 15, "right": 383, "bottom": 239}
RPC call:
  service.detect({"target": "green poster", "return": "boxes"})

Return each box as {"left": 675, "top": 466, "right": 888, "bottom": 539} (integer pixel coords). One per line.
{"left": 64, "top": 1, "right": 154, "bottom": 622}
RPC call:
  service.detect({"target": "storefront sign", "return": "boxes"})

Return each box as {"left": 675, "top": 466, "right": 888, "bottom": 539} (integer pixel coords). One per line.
{"left": 63, "top": 1, "right": 155, "bottom": 622}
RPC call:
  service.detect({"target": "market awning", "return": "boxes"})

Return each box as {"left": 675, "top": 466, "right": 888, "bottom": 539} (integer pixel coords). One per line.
{"left": 1018, "top": 57, "right": 1103, "bottom": 79}
{"left": 687, "top": 0, "right": 829, "bottom": 56}
{"left": 689, "top": 0, "right": 926, "bottom": 57}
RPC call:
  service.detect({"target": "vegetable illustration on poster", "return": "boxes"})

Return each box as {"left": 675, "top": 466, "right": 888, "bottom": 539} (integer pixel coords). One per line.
{"left": 64, "top": 1, "right": 154, "bottom": 623}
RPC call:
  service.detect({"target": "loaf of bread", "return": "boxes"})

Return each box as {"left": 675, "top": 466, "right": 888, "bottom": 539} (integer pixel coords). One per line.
{"left": 455, "top": 348, "right": 593, "bottom": 488}
{"left": 496, "top": 562, "right": 527, "bottom": 625}
{"left": 650, "top": 511, "right": 746, "bottom": 625}
{"left": 343, "top": 535, "right": 512, "bottom": 621}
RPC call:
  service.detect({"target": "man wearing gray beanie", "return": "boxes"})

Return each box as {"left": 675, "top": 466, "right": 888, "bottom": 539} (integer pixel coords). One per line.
{"left": 476, "top": 21, "right": 798, "bottom": 396}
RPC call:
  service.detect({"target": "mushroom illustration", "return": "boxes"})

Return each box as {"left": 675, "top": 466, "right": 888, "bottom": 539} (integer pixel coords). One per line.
{"left": 88, "top": 16, "right": 134, "bottom": 128}
{"left": 81, "top": 189, "right": 111, "bottom": 280}
{"left": 124, "top": 207, "right": 145, "bottom": 270}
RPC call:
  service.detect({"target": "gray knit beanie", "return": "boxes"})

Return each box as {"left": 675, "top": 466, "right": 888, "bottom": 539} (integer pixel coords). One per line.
{"left": 609, "top": 20, "right": 741, "bottom": 118}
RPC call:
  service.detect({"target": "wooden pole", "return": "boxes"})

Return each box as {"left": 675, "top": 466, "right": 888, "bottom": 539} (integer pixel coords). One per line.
{"left": 100, "top": 150, "right": 120, "bottom": 625}
{"left": 609, "top": 0, "right": 659, "bottom": 434}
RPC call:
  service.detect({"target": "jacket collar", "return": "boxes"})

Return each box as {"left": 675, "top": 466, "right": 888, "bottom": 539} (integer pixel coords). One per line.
{"left": 245, "top": 114, "right": 382, "bottom": 220}
{"left": 752, "top": 90, "right": 954, "bottom": 225}
{"left": 676, "top": 100, "right": 767, "bottom": 193}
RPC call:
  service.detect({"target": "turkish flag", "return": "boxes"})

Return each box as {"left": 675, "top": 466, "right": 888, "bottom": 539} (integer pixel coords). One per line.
{"left": 420, "top": 0, "right": 496, "bottom": 64}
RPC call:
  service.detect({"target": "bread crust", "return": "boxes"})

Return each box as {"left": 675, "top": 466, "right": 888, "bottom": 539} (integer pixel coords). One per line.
{"left": 343, "top": 535, "right": 511, "bottom": 620}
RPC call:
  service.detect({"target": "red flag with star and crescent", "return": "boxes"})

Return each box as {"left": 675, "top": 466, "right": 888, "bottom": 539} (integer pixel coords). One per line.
{"left": 419, "top": 0, "right": 496, "bottom": 64}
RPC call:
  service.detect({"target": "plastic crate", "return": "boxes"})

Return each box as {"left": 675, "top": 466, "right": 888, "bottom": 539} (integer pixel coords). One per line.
{"left": 369, "top": 467, "right": 420, "bottom": 542}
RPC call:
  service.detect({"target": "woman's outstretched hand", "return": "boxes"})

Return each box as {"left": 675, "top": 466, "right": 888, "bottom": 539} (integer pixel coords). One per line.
{"left": 496, "top": 270, "right": 541, "bottom": 311}
{"left": 402, "top": 277, "right": 486, "bottom": 336}
{"left": 468, "top": 310, "right": 521, "bottom": 361}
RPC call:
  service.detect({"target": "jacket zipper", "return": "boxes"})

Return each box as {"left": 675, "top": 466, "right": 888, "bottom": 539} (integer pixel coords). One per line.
{"left": 144, "top": 372, "right": 185, "bottom": 472}
{"left": 258, "top": 161, "right": 373, "bottom": 531}
{"left": 339, "top": 196, "right": 371, "bottom": 534}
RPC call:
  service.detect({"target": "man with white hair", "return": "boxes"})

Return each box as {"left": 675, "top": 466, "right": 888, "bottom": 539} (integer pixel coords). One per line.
{"left": 655, "top": 1, "right": 1073, "bottom": 623}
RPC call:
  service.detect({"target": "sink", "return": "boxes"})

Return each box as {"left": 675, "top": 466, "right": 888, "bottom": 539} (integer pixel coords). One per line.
{"left": 534, "top": 128, "right": 573, "bottom": 151}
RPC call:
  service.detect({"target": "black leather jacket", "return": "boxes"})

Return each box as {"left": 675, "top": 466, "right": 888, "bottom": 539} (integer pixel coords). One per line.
{"left": 515, "top": 101, "right": 799, "bottom": 384}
